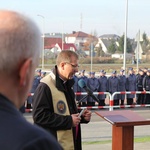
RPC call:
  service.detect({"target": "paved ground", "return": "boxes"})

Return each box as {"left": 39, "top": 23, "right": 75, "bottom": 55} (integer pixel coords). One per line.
{"left": 24, "top": 107, "right": 150, "bottom": 150}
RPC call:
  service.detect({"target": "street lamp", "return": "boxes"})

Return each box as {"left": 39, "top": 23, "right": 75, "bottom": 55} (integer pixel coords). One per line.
{"left": 37, "top": 14, "right": 45, "bottom": 70}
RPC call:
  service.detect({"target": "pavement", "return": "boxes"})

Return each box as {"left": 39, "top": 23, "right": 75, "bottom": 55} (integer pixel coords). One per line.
{"left": 24, "top": 107, "right": 150, "bottom": 150}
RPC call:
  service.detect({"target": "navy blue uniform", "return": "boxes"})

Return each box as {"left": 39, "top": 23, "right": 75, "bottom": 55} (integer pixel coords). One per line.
{"left": 118, "top": 75, "right": 126, "bottom": 105}
{"left": 78, "top": 75, "right": 88, "bottom": 106}
{"left": 108, "top": 76, "right": 119, "bottom": 105}
{"left": 87, "top": 76, "right": 99, "bottom": 106}
{"left": 73, "top": 75, "right": 80, "bottom": 101}
{"left": 126, "top": 74, "right": 136, "bottom": 105}
{"left": 98, "top": 76, "right": 107, "bottom": 106}
{"left": 26, "top": 75, "right": 40, "bottom": 108}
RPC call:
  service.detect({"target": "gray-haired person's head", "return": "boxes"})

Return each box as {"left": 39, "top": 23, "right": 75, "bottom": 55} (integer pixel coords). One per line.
{"left": 0, "top": 10, "right": 41, "bottom": 74}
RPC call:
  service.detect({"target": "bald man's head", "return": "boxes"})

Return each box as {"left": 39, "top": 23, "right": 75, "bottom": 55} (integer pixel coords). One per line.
{"left": 0, "top": 10, "right": 41, "bottom": 73}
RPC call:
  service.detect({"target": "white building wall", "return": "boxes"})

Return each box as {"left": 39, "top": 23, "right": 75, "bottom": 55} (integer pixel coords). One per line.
{"left": 65, "top": 37, "right": 76, "bottom": 43}
{"left": 95, "top": 39, "right": 108, "bottom": 53}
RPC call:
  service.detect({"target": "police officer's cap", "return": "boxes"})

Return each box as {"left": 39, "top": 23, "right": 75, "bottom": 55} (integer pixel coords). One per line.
{"left": 128, "top": 67, "right": 133, "bottom": 71}
{"left": 100, "top": 69, "right": 104, "bottom": 73}
{"left": 112, "top": 70, "right": 117, "bottom": 74}
{"left": 147, "top": 69, "right": 150, "bottom": 73}
{"left": 81, "top": 70, "right": 85, "bottom": 73}
{"left": 144, "top": 67, "right": 148, "bottom": 70}
{"left": 120, "top": 69, "right": 125, "bottom": 72}
{"left": 139, "top": 69, "right": 144, "bottom": 72}
{"left": 41, "top": 72, "right": 46, "bottom": 75}
{"left": 91, "top": 72, "right": 95, "bottom": 75}
{"left": 36, "top": 69, "right": 41, "bottom": 73}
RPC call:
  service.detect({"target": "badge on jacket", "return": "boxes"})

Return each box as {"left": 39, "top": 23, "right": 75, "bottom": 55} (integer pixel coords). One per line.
{"left": 57, "top": 100, "right": 66, "bottom": 114}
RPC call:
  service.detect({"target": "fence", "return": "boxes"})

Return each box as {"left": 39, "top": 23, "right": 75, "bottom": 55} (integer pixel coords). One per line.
{"left": 25, "top": 91, "right": 150, "bottom": 112}
{"left": 110, "top": 91, "right": 150, "bottom": 111}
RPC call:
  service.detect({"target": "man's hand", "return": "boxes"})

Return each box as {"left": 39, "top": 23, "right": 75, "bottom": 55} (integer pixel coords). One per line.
{"left": 82, "top": 109, "right": 92, "bottom": 122}
{"left": 71, "top": 113, "right": 81, "bottom": 127}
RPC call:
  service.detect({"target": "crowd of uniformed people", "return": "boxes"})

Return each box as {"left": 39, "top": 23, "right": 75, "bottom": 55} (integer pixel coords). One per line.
{"left": 24, "top": 67, "right": 150, "bottom": 110}
{"left": 73, "top": 67, "right": 150, "bottom": 107}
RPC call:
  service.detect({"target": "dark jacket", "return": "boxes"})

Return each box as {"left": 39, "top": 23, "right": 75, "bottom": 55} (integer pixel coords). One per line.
{"left": 32, "top": 66, "right": 88, "bottom": 150}
{"left": 143, "top": 75, "right": 150, "bottom": 91}
{"left": 118, "top": 75, "right": 126, "bottom": 99}
{"left": 87, "top": 77, "right": 99, "bottom": 102}
{"left": 126, "top": 74, "right": 136, "bottom": 98}
{"left": 78, "top": 75, "right": 88, "bottom": 102}
{"left": 136, "top": 75, "right": 144, "bottom": 91}
{"left": 107, "top": 76, "right": 119, "bottom": 99}
{"left": 0, "top": 94, "right": 62, "bottom": 150}
{"left": 98, "top": 76, "right": 108, "bottom": 99}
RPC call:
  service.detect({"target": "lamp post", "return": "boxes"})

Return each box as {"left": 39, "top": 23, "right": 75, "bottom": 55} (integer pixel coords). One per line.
{"left": 123, "top": 0, "right": 128, "bottom": 75}
{"left": 37, "top": 14, "right": 45, "bottom": 70}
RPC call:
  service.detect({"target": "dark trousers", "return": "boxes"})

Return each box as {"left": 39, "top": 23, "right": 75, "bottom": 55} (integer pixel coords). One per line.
{"left": 144, "top": 94, "right": 150, "bottom": 104}
{"left": 114, "top": 99, "right": 119, "bottom": 105}
{"left": 82, "top": 102, "right": 87, "bottom": 106}
{"left": 137, "top": 94, "right": 145, "bottom": 104}
{"left": 87, "top": 102, "right": 95, "bottom": 106}
{"left": 98, "top": 99, "right": 105, "bottom": 106}
{"left": 127, "top": 98, "right": 133, "bottom": 105}
{"left": 120, "top": 100, "right": 124, "bottom": 105}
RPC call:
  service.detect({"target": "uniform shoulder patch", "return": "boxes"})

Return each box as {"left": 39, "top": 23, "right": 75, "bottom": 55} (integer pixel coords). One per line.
{"left": 57, "top": 100, "right": 66, "bottom": 114}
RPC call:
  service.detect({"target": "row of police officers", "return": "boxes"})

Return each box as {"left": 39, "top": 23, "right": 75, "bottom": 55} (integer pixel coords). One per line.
{"left": 73, "top": 67, "right": 150, "bottom": 106}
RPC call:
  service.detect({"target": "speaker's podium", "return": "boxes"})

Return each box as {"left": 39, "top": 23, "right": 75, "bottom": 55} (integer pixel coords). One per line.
{"left": 95, "top": 110, "right": 150, "bottom": 150}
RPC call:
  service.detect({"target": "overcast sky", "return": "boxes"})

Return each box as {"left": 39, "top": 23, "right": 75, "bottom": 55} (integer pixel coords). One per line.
{"left": 1, "top": 0, "right": 150, "bottom": 38}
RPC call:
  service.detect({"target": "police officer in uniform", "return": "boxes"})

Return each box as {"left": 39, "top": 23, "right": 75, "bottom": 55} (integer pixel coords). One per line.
{"left": 98, "top": 70, "right": 107, "bottom": 106}
{"left": 126, "top": 68, "right": 136, "bottom": 105}
{"left": 136, "top": 69, "right": 145, "bottom": 104}
{"left": 73, "top": 74, "right": 81, "bottom": 102}
{"left": 118, "top": 69, "right": 126, "bottom": 105}
{"left": 108, "top": 70, "right": 119, "bottom": 106}
{"left": 87, "top": 72, "right": 99, "bottom": 106}
{"left": 143, "top": 67, "right": 148, "bottom": 77}
{"left": 26, "top": 69, "right": 41, "bottom": 109}
{"left": 143, "top": 69, "right": 150, "bottom": 104}
{"left": 78, "top": 70, "right": 88, "bottom": 106}
{"left": 41, "top": 71, "right": 46, "bottom": 78}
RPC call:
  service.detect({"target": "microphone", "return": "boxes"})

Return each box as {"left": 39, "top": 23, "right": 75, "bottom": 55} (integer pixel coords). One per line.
{"left": 78, "top": 79, "right": 100, "bottom": 103}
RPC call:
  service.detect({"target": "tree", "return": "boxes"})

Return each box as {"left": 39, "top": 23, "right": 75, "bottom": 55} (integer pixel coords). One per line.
{"left": 108, "top": 40, "right": 117, "bottom": 54}
{"left": 141, "top": 32, "right": 150, "bottom": 53}
{"left": 95, "top": 44, "right": 104, "bottom": 57}
{"left": 117, "top": 35, "right": 133, "bottom": 53}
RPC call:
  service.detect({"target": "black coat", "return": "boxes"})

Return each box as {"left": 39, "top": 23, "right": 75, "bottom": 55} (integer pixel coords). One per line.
{"left": 143, "top": 75, "right": 150, "bottom": 91}
{"left": 32, "top": 67, "right": 89, "bottom": 150}
{"left": 0, "top": 94, "right": 62, "bottom": 150}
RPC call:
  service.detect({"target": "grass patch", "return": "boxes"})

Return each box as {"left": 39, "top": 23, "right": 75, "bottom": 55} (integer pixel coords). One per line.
{"left": 83, "top": 136, "right": 150, "bottom": 145}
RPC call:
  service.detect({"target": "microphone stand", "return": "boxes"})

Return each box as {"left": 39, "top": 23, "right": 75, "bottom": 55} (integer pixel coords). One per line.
{"left": 77, "top": 95, "right": 88, "bottom": 104}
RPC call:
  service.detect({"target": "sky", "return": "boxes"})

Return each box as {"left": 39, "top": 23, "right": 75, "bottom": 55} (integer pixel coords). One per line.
{"left": 0, "top": 0, "right": 150, "bottom": 38}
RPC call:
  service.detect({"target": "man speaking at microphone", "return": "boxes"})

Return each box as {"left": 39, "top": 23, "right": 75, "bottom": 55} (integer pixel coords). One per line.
{"left": 32, "top": 50, "right": 91, "bottom": 150}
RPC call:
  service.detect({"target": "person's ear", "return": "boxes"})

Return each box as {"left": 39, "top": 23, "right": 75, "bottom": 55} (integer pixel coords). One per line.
{"left": 19, "top": 58, "right": 32, "bottom": 87}
{"left": 60, "top": 62, "right": 66, "bottom": 70}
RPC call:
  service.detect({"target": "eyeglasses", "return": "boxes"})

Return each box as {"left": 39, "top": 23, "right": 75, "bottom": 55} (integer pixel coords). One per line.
{"left": 65, "top": 62, "right": 79, "bottom": 68}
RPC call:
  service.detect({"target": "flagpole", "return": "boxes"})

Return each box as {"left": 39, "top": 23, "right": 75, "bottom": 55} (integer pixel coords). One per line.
{"left": 137, "top": 30, "right": 140, "bottom": 72}
{"left": 123, "top": 0, "right": 128, "bottom": 75}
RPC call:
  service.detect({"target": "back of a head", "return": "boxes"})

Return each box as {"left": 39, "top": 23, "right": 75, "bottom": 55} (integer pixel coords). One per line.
{"left": 0, "top": 10, "right": 41, "bottom": 74}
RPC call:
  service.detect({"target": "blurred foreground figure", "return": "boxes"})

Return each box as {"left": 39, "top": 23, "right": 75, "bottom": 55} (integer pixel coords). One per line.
{"left": 0, "top": 10, "right": 62, "bottom": 150}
